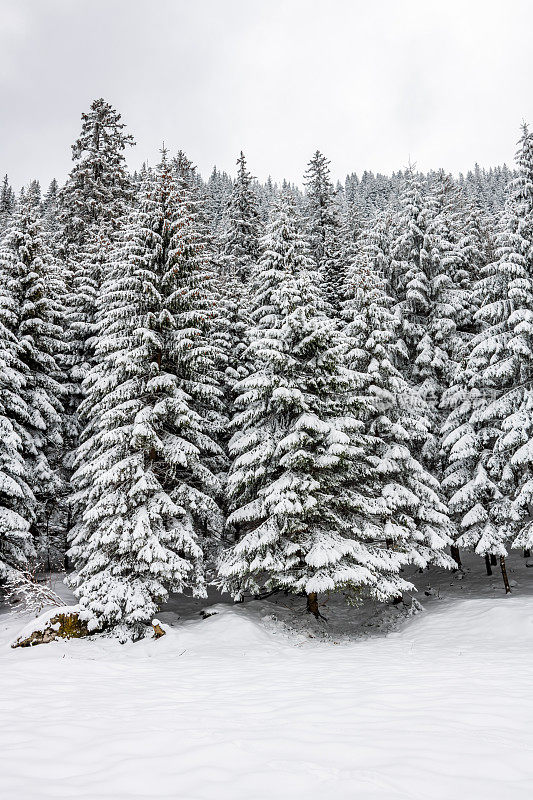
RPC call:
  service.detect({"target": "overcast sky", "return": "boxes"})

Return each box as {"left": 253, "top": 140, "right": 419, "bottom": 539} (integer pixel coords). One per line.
{"left": 1, "top": 0, "right": 532, "bottom": 190}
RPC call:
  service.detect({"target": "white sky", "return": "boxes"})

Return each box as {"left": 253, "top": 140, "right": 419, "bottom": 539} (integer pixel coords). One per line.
{"left": 1, "top": 0, "right": 532, "bottom": 189}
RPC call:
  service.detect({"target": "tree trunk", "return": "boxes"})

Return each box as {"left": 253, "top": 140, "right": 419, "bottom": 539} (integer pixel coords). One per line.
{"left": 485, "top": 554, "right": 492, "bottom": 576}
{"left": 64, "top": 505, "right": 72, "bottom": 572}
{"left": 385, "top": 538, "right": 393, "bottom": 549}
{"left": 46, "top": 514, "right": 51, "bottom": 571}
{"left": 392, "top": 594, "right": 403, "bottom": 605}
{"left": 306, "top": 592, "right": 320, "bottom": 619}
{"left": 490, "top": 554, "right": 497, "bottom": 566}
{"left": 500, "top": 556, "right": 511, "bottom": 594}
{"left": 524, "top": 549, "right": 531, "bottom": 558}
{"left": 451, "top": 545, "right": 462, "bottom": 568}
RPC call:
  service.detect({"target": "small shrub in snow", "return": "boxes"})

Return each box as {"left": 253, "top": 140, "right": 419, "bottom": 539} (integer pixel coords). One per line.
{"left": 2, "top": 568, "right": 64, "bottom": 615}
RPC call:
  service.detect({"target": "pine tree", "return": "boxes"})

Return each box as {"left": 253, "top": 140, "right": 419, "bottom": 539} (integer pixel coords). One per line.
{"left": 206, "top": 166, "right": 233, "bottom": 239}
{"left": 57, "top": 99, "right": 135, "bottom": 556}
{"left": 170, "top": 150, "right": 227, "bottom": 469}
{"left": 211, "top": 270, "right": 253, "bottom": 412}
{"left": 389, "top": 169, "right": 474, "bottom": 474}
{"left": 220, "top": 152, "right": 262, "bottom": 282}
{"left": 439, "top": 200, "right": 491, "bottom": 568}
{"left": 0, "top": 175, "right": 15, "bottom": 232}
{"left": 42, "top": 179, "right": 60, "bottom": 237}
{"left": 218, "top": 191, "right": 412, "bottom": 615}
{"left": 70, "top": 153, "right": 224, "bottom": 638}
{"left": 257, "top": 174, "right": 277, "bottom": 221}
{"left": 340, "top": 196, "right": 365, "bottom": 266}
{"left": 0, "top": 198, "right": 65, "bottom": 565}
{"left": 342, "top": 256, "right": 454, "bottom": 574}
{"left": 304, "top": 151, "right": 336, "bottom": 264}
{"left": 495, "top": 126, "right": 533, "bottom": 561}
{"left": 59, "top": 98, "right": 135, "bottom": 249}
{"left": 304, "top": 151, "right": 347, "bottom": 311}
{"left": 0, "top": 271, "right": 35, "bottom": 580}
{"left": 390, "top": 168, "right": 430, "bottom": 354}
{"left": 59, "top": 98, "right": 135, "bottom": 418}
{"left": 446, "top": 124, "right": 533, "bottom": 588}
{"left": 26, "top": 180, "right": 42, "bottom": 209}
{"left": 356, "top": 210, "right": 397, "bottom": 295}
{"left": 415, "top": 172, "right": 470, "bottom": 409}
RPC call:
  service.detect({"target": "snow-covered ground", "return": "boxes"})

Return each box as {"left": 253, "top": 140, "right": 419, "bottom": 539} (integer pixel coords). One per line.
{"left": 1, "top": 553, "right": 533, "bottom": 800}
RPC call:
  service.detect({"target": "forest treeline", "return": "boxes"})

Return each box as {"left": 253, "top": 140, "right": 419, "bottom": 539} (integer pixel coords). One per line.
{"left": 0, "top": 98, "right": 531, "bottom": 638}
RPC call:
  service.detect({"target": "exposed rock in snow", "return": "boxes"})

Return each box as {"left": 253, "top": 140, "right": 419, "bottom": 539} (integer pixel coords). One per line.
{"left": 12, "top": 605, "right": 87, "bottom": 648}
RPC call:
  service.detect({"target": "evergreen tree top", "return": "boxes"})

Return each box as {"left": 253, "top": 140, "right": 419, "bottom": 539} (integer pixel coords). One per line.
{"left": 59, "top": 98, "right": 135, "bottom": 247}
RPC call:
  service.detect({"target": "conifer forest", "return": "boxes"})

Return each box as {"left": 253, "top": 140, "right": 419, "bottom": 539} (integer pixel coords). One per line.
{"left": 1, "top": 99, "right": 533, "bottom": 637}
{"left": 2, "top": 66, "right": 533, "bottom": 797}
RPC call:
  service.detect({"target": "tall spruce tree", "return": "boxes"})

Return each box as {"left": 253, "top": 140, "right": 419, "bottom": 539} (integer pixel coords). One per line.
{"left": 59, "top": 99, "right": 135, "bottom": 430}
{"left": 220, "top": 152, "right": 262, "bottom": 282}
{"left": 342, "top": 255, "right": 454, "bottom": 575}
{"left": 0, "top": 258, "right": 35, "bottom": 580}
{"left": 219, "top": 191, "right": 412, "bottom": 615}
{"left": 414, "top": 172, "right": 471, "bottom": 408}
{"left": 206, "top": 166, "right": 233, "bottom": 239}
{"left": 452, "top": 124, "right": 533, "bottom": 588}
{"left": 443, "top": 127, "right": 533, "bottom": 591}
{"left": 171, "top": 150, "right": 227, "bottom": 469}
{"left": 0, "top": 175, "right": 15, "bottom": 232}
{"left": 0, "top": 198, "right": 65, "bottom": 565}
{"left": 70, "top": 153, "right": 224, "bottom": 638}
{"left": 389, "top": 169, "right": 474, "bottom": 475}
{"left": 304, "top": 151, "right": 347, "bottom": 311}
{"left": 57, "top": 99, "right": 135, "bottom": 558}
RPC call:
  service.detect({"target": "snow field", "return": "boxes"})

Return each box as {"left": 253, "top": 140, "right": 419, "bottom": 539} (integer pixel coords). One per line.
{"left": 1, "top": 593, "right": 533, "bottom": 800}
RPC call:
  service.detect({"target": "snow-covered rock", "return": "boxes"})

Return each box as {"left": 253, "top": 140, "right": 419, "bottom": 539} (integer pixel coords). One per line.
{"left": 12, "top": 605, "right": 86, "bottom": 648}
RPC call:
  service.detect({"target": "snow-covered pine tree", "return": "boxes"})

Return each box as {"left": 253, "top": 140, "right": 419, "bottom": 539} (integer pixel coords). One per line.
{"left": 41, "top": 179, "right": 60, "bottom": 238}
{"left": 70, "top": 152, "right": 224, "bottom": 638}
{"left": 0, "top": 411, "right": 35, "bottom": 582}
{"left": 449, "top": 459, "right": 508, "bottom": 577}
{"left": 0, "top": 264, "right": 35, "bottom": 581}
{"left": 494, "top": 126, "right": 533, "bottom": 560}
{"left": 206, "top": 167, "right": 233, "bottom": 240}
{"left": 218, "top": 190, "right": 412, "bottom": 616}
{"left": 339, "top": 194, "right": 365, "bottom": 267}
{"left": 304, "top": 151, "right": 347, "bottom": 312}
{"left": 441, "top": 186, "right": 505, "bottom": 540}
{"left": 58, "top": 98, "right": 135, "bottom": 439}
{"left": 390, "top": 167, "right": 429, "bottom": 328}
{"left": 56, "top": 99, "right": 135, "bottom": 561}
{"left": 220, "top": 152, "right": 262, "bottom": 282}
{"left": 256, "top": 174, "right": 277, "bottom": 222}
{"left": 441, "top": 295, "right": 519, "bottom": 584}
{"left": 211, "top": 269, "right": 253, "bottom": 414}
{"left": 170, "top": 150, "right": 227, "bottom": 473}
{"left": 387, "top": 169, "right": 440, "bottom": 468}
{"left": 0, "top": 197, "right": 65, "bottom": 566}
{"left": 341, "top": 254, "right": 454, "bottom": 576}
{"left": 415, "top": 172, "right": 471, "bottom": 407}
{"left": 0, "top": 175, "right": 15, "bottom": 232}
{"left": 440, "top": 352, "right": 484, "bottom": 570}
{"left": 443, "top": 127, "right": 533, "bottom": 591}
{"left": 26, "top": 180, "right": 42, "bottom": 209}
{"left": 303, "top": 150, "right": 336, "bottom": 264}
{"left": 214, "top": 152, "right": 261, "bottom": 412}
{"left": 59, "top": 98, "right": 135, "bottom": 250}
{"left": 390, "top": 169, "right": 473, "bottom": 475}
{"left": 456, "top": 124, "right": 533, "bottom": 588}
{"left": 439, "top": 199, "right": 492, "bottom": 568}
{"left": 354, "top": 210, "right": 397, "bottom": 297}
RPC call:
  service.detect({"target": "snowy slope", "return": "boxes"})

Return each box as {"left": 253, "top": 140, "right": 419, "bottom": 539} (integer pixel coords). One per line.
{"left": 1, "top": 559, "right": 533, "bottom": 800}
